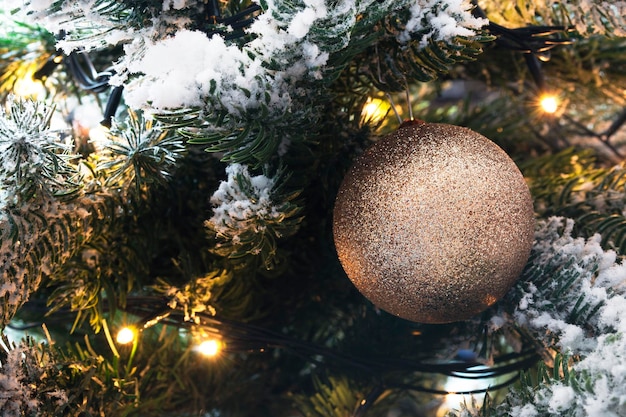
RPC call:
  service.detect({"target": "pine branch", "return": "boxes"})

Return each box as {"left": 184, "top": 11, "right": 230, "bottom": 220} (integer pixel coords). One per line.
{"left": 0, "top": 99, "right": 189, "bottom": 330}
{"left": 0, "top": 97, "right": 84, "bottom": 327}
{"left": 0, "top": 97, "right": 81, "bottom": 203}
{"left": 206, "top": 163, "right": 303, "bottom": 271}
{"left": 0, "top": 333, "right": 70, "bottom": 416}
{"left": 521, "top": 149, "right": 626, "bottom": 253}
{"left": 97, "top": 109, "right": 186, "bottom": 195}
{"left": 363, "top": 10, "right": 492, "bottom": 91}
{"left": 293, "top": 375, "right": 365, "bottom": 417}
{"left": 15, "top": 0, "right": 492, "bottom": 167}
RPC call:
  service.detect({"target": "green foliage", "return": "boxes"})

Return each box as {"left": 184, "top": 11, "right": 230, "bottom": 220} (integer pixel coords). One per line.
{"left": 512, "top": 218, "right": 606, "bottom": 333}
{"left": 326, "top": 0, "right": 495, "bottom": 92}
{"left": 207, "top": 164, "right": 303, "bottom": 271}
{"left": 0, "top": 97, "right": 86, "bottom": 328}
{"left": 44, "top": 209, "right": 151, "bottom": 333}
{"left": 454, "top": 218, "right": 626, "bottom": 417}
{"left": 27, "top": 320, "right": 206, "bottom": 417}
{"left": 457, "top": 354, "right": 583, "bottom": 417}
{"left": 153, "top": 267, "right": 232, "bottom": 323}
{"left": 163, "top": 111, "right": 303, "bottom": 167}
{"left": 1, "top": 316, "right": 284, "bottom": 417}
{"left": 98, "top": 109, "right": 186, "bottom": 195}
{"left": 0, "top": 189, "right": 141, "bottom": 329}
{"left": 0, "top": 97, "right": 81, "bottom": 203}
{"left": 522, "top": 148, "right": 626, "bottom": 253}
{"left": 4, "top": 1, "right": 626, "bottom": 416}
{"left": 0, "top": 333, "right": 69, "bottom": 416}
{"left": 516, "top": 354, "right": 580, "bottom": 404}
{"left": 1, "top": 204, "right": 79, "bottom": 327}
{"left": 367, "top": 32, "right": 493, "bottom": 91}
{"left": 293, "top": 375, "right": 364, "bottom": 417}
{"left": 33, "top": 0, "right": 135, "bottom": 39}
{"left": 0, "top": 104, "right": 187, "bottom": 331}
{"left": 153, "top": 0, "right": 493, "bottom": 167}
{"left": 57, "top": 333, "right": 140, "bottom": 416}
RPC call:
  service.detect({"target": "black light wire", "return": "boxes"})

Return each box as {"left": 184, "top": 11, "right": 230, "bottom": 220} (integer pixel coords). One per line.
{"left": 11, "top": 291, "right": 538, "bottom": 417}
{"left": 119, "top": 297, "right": 539, "bottom": 385}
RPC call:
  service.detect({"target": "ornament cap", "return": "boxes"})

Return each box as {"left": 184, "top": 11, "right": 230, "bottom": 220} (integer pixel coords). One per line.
{"left": 399, "top": 118, "right": 426, "bottom": 129}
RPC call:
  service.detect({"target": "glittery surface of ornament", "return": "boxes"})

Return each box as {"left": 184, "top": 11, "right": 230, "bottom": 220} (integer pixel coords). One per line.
{"left": 333, "top": 122, "right": 535, "bottom": 323}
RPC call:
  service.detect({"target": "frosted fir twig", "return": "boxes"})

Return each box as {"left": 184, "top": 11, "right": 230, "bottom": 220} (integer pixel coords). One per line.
{"left": 96, "top": 109, "right": 186, "bottom": 194}
{"left": 0, "top": 96, "right": 80, "bottom": 204}
{"left": 0, "top": 334, "right": 69, "bottom": 417}
{"left": 398, "top": 0, "right": 486, "bottom": 45}
{"left": 11, "top": 0, "right": 487, "bottom": 114}
{"left": 0, "top": 96, "right": 85, "bottom": 327}
{"left": 206, "top": 163, "right": 302, "bottom": 270}
{"left": 119, "top": 0, "right": 486, "bottom": 114}
{"left": 10, "top": 0, "right": 488, "bottom": 166}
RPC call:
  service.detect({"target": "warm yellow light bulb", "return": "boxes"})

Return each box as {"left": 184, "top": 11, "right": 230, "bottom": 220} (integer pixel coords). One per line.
{"left": 116, "top": 327, "right": 135, "bottom": 345}
{"left": 539, "top": 94, "right": 559, "bottom": 114}
{"left": 88, "top": 125, "right": 110, "bottom": 151}
{"left": 197, "top": 339, "right": 222, "bottom": 357}
{"left": 361, "top": 98, "right": 390, "bottom": 124}
{"left": 13, "top": 74, "right": 46, "bottom": 99}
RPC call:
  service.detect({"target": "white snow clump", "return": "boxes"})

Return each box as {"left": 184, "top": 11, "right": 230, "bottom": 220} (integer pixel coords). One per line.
{"left": 208, "top": 163, "right": 281, "bottom": 246}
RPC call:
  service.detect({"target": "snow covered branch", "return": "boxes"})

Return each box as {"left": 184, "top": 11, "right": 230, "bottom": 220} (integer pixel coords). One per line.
{"left": 454, "top": 217, "right": 626, "bottom": 417}
{"left": 207, "top": 163, "right": 302, "bottom": 269}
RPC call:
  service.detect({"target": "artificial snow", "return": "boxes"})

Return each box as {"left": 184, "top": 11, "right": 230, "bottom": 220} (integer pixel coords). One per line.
{"left": 163, "top": 0, "right": 188, "bottom": 10}
{"left": 596, "top": 261, "right": 626, "bottom": 288}
{"left": 0, "top": 341, "right": 66, "bottom": 416}
{"left": 19, "top": 0, "right": 55, "bottom": 12}
{"left": 548, "top": 384, "right": 576, "bottom": 413}
{"left": 599, "top": 296, "right": 626, "bottom": 332}
{"left": 125, "top": 30, "right": 215, "bottom": 109}
{"left": 398, "top": 0, "right": 487, "bottom": 45}
{"left": 208, "top": 163, "right": 281, "bottom": 242}
{"left": 14, "top": 0, "right": 490, "bottom": 126}
{"left": 288, "top": 0, "right": 328, "bottom": 39}
{"left": 510, "top": 404, "right": 538, "bottom": 417}
{"left": 483, "top": 216, "right": 626, "bottom": 417}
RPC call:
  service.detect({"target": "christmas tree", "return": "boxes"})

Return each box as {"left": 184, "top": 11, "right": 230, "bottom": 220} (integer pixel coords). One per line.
{"left": 1, "top": 0, "right": 626, "bottom": 416}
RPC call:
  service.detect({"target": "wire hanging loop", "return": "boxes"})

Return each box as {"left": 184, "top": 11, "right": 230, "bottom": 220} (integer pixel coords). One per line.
{"left": 204, "top": 1, "right": 262, "bottom": 40}
{"left": 64, "top": 50, "right": 115, "bottom": 93}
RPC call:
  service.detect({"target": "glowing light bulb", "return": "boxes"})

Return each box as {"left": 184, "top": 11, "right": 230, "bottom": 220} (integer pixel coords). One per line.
{"left": 539, "top": 94, "right": 559, "bottom": 114}
{"left": 88, "top": 125, "right": 109, "bottom": 151}
{"left": 197, "top": 339, "right": 222, "bottom": 357}
{"left": 13, "top": 74, "right": 46, "bottom": 99}
{"left": 116, "top": 327, "right": 135, "bottom": 345}
{"left": 361, "top": 98, "right": 390, "bottom": 124}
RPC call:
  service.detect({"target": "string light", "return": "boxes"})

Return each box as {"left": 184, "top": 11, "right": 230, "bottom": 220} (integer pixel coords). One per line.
{"left": 13, "top": 72, "right": 46, "bottom": 99}
{"left": 116, "top": 326, "right": 136, "bottom": 345}
{"left": 539, "top": 94, "right": 559, "bottom": 114}
{"left": 196, "top": 339, "right": 223, "bottom": 357}
{"left": 88, "top": 124, "right": 110, "bottom": 151}
{"left": 361, "top": 97, "right": 391, "bottom": 124}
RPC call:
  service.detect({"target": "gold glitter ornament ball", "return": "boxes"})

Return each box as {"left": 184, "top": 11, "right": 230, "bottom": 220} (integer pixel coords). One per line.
{"left": 333, "top": 121, "right": 535, "bottom": 324}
